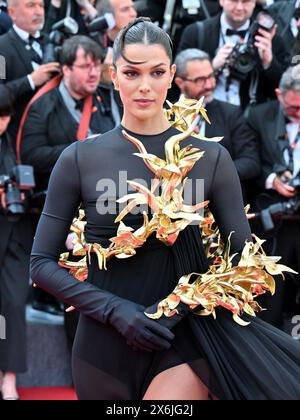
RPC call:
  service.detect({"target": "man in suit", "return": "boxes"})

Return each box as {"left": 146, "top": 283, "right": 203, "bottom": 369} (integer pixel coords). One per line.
{"left": 21, "top": 34, "right": 119, "bottom": 193}
{"left": 177, "top": 0, "right": 290, "bottom": 111}
{"left": 0, "top": 0, "right": 60, "bottom": 145}
{"left": 269, "top": 0, "right": 300, "bottom": 54}
{"left": 174, "top": 48, "right": 260, "bottom": 190}
{"left": 246, "top": 65, "right": 300, "bottom": 327}
{"left": 20, "top": 34, "right": 119, "bottom": 320}
{"left": 44, "top": 0, "right": 98, "bottom": 34}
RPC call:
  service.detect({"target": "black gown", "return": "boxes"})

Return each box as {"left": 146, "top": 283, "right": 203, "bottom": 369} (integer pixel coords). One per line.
{"left": 30, "top": 125, "right": 300, "bottom": 400}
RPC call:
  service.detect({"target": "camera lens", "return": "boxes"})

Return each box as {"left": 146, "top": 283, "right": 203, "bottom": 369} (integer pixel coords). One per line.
{"left": 5, "top": 183, "right": 25, "bottom": 218}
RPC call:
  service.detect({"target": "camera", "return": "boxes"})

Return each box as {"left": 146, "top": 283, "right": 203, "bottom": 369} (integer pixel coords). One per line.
{"left": 43, "top": 17, "right": 79, "bottom": 64}
{"left": 253, "top": 172, "right": 300, "bottom": 232}
{"left": 288, "top": 175, "right": 300, "bottom": 191}
{"left": 87, "top": 12, "right": 116, "bottom": 34}
{"left": 224, "top": 11, "right": 275, "bottom": 81}
{"left": 0, "top": 165, "right": 35, "bottom": 221}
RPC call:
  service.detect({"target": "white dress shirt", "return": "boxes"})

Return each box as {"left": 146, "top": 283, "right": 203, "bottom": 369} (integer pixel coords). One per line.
{"left": 214, "top": 13, "right": 250, "bottom": 107}
{"left": 13, "top": 24, "right": 43, "bottom": 90}
{"left": 266, "top": 121, "right": 300, "bottom": 189}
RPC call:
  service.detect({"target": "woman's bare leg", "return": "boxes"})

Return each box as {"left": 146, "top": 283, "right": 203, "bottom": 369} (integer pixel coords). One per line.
{"left": 143, "top": 363, "right": 209, "bottom": 400}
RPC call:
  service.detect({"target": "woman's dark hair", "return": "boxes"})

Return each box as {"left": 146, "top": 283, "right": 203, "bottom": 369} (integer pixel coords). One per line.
{"left": 113, "top": 17, "right": 173, "bottom": 66}
{"left": 60, "top": 35, "right": 103, "bottom": 67}
{"left": 0, "top": 85, "right": 14, "bottom": 117}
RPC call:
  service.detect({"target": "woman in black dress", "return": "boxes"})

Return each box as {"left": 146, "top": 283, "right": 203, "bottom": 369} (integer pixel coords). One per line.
{"left": 31, "top": 18, "right": 300, "bottom": 400}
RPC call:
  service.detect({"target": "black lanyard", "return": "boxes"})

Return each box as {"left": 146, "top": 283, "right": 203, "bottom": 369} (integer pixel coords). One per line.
{"left": 285, "top": 129, "right": 300, "bottom": 174}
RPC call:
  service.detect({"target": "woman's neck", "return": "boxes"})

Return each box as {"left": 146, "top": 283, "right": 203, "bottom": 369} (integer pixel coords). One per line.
{"left": 121, "top": 112, "right": 171, "bottom": 135}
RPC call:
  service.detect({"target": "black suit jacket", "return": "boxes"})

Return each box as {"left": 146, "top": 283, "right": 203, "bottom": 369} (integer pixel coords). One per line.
{"left": 178, "top": 14, "right": 290, "bottom": 110}
{"left": 0, "top": 10, "right": 11, "bottom": 35}
{"left": 205, "top": 99, "right": 260, "bottom": 182}
{"left": 245, "top": 100, "right": 288, "bottom": 188}
{"left": 0, "top": 28, "right": 47, "bottom": 144}
{"left": 269, "top": 1, "right": 296, "bottom": 52}
{"left": 20, "top": 84, "right": 116, "bottom": 191}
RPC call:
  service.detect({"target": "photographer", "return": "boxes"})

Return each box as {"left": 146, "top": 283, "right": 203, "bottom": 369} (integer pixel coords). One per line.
{"left": 44, "top": 0, "right": 98, "bottom": 34}
{"left": 177, "top": 0, "right": 290, "bottom": 111}
{"left": 174, "top": 48, "right": 260, "bottom": 202}
{"left": 0, "top": 0, "right": 60, "bottom": 147}
{"left": 269, "top": 0, "right": 300, "bottom": 53}
{"left": 92, "top": 0, "right": 136, "bottom": 85}
{"left": 0, "top": 85, "right": 34, "bottom": 400}
{"left": 95, "top": 0, "right": 137, "bottom": 50}
{"left": 246, "top": 65, "right": 300, "bottom": 327}
{"left": 21, "top": 35, "right": 118, "bottom": 193}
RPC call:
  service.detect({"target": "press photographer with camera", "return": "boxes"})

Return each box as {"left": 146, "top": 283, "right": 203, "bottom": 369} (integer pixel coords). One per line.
{"left": 0, "top": 0, "right": 60, "bottom": 147}
{"left": 246, "top": 65, "right": 300, "bottom": 327}
{"left": 174, "top": 48, "right": 260, "bottom": 187}
{"left": 90, "top": 0, "right": 136, "bottom": 85}
{"left": 20, "top": 34, "right": 118, "bottom": 195}
{"left": 177, "top": 0, "right": 290, "bottom": 111}
{"left": 0, "top": 85, "right": 34, "bottom": 400}
{"left": 269, "top": 0, "right": 300, "bottom": 53}
{"left": 94, "top": 0, "right": 137, "bottom": 50}
{"left": 44, "top": 0, "right": 98, "bottom": 35}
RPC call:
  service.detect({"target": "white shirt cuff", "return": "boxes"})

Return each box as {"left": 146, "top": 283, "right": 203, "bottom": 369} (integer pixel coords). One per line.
{"left": 265, "top": 172, "right": 277, "bottom": 189}
{"left": 27, "top": 74, "right": 35, "bottom": 90}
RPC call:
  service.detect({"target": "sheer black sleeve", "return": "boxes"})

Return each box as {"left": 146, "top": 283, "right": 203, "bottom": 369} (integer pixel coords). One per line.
{"left": 208, "top": 146, "right": 252, "bottom": 253}
{"left": 30, "top": 143, "right": 116, "bottom": 323}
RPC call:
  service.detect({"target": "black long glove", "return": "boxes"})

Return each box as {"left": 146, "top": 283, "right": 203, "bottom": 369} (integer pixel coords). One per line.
{"left": 31, "top": 250, "right": 175, "bottom": 354}
{"left": 107, "top": 296, "right": 175, "bottom": 352}
{"left": 144, "top": 301, "right": 190, "bottom": 330}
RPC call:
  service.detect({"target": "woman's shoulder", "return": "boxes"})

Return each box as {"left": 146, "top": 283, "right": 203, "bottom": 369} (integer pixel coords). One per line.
{"left": 61, "top": 126, "right": 122, "bottom": 157}
{"left": 79, "top": 126, "right": 122, "bottom": 147}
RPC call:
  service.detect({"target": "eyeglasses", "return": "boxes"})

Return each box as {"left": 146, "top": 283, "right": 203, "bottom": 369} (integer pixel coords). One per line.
{"left": 71, "top": 62, "right": 101, "bottom": 73}
{"left": 182, "top": 73, "right": 216, "bottom": 85}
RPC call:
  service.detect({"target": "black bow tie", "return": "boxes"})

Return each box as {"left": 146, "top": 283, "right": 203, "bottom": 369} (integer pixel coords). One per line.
{"left": 74, "top": 98, "right": 85, "bottom": 111}
{"left": 226, "top": 28, "right": 247, "bottom": 38}
{"left": 28, "top": 34, "right": 43, "bottom": 45}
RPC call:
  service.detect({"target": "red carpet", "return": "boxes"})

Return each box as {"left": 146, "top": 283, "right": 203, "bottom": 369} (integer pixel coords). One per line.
{"left": 18, "top": 387, "right": 77, "bottom": 400}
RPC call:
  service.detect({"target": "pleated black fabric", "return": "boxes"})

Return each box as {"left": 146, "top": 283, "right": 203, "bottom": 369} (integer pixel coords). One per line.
{"left": 171, "top": 225, "right": 300, "bottom": 400}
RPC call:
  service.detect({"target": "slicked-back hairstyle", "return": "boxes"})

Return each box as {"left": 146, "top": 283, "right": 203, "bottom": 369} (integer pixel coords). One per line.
{"left": 112, "top": 17, "right": 173, "bottom": 67}
{"left": 60, "top": 35, "right": 103, "bottom": 67}
{"left": 0, "top": 85, "right": 14, "bottom": 117}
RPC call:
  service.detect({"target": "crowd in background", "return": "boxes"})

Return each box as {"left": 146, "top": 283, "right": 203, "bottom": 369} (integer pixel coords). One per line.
{"left": 1, "top": 0, "right": 300, "bottom": 399}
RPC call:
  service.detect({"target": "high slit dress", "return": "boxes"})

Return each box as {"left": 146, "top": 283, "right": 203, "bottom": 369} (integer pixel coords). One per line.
{"left": 31, "top": 126, "right": 300, "bottom": 400}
